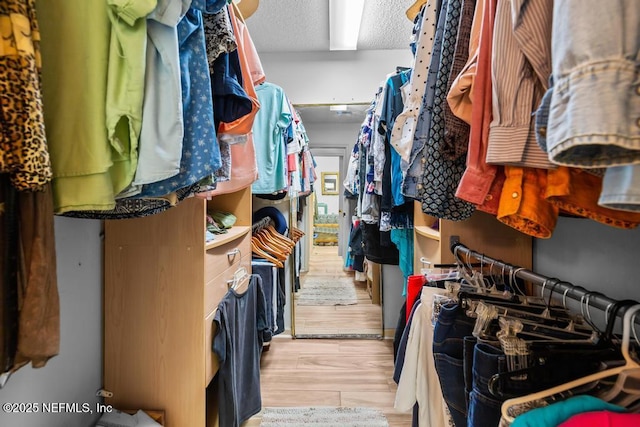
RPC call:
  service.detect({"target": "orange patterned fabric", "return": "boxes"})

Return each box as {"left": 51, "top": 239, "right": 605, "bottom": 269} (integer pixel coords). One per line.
{"left": 546, "top": 167, "right": 640, "bottom": 229}
{"left": 497, "top": 166, "right": 558, "bottom": 238}
{"left": 497, "top": 165, "right": 640, "bottom": 238}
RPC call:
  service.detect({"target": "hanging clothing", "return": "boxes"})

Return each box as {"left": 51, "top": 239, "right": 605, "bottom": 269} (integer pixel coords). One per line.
{"left": 395, "top": 287, "right": 453, "bottom": 427}
{"left": 251, "top": 260, "right": 279, "bottom": 335}
{"left": 361, "top": 222, "right": 399, "bottom": 265}
{"left": 234, "top": 8, "right": 265, "bottom": 86}
{"left": 485, "top": 0, "right": 554, "bottom": 169}
{"left": 133, "top": 0, "right": 188, "bottom": 188}
{"left": 446, "top": 0, "right": 484, "bottom": 126}
{"left": 546, "top": 0, "right": 640, "bottom": 168}
{"left": 381, "top": 70, "right": 411, "bottom": 208}
{"left": 203, "top": 5, "right": 236, "bottom": 65}
{"left": 201, "top": 6, "right": 261, "bottom": 197}
{"left": 14, "top": 183, "right": 59, "bottom": 370}
{"left": 213, "top": 275, "right": 270, "bottom": 427}
{"left": 138, "top": 0, "right": 225, "bottom": 199}
{"left": 106, "top": 0, "right": 158, "bottom": 199}
{"left": 454, "top": 0, "right": 503, "bottom": 215}
{"left": 37, "top": 0, "right": 116, "bottom": 213}
{"left": 391, "top": 1, "right": 439, "bottom": 166}
{"left": 0, "top": 177, "right": 59, "bottom": 378}
{"left": 216, "top": 3, "right": 261, "bottom": 139}
{"left": 441, "top": 0, "right": 475, "bottom": 161}
{"left": 599, "top": 165, "right": 640, "bottom": 213}
{"left": 546, "top": 167, "right": 640, "bottom": 229}
{"left": 210, "top": 49, "right": 253, "bottom": 128}
{"left": 0, "top": 175, "right": 19, "bottom": 375}
{"left": 402, "top": 0, "right": 446, "bottom": 200}
{"left": 418, "top": 0, "right": 476, "bottom": 221}
{"left": 0, "top": 0, "right": 52, "bottom": 191}
{"left": 251, "top": 82, "right": 292, "bottom": 194}
{"left": 497, "top": 166, "right": 558, "bottom": 238}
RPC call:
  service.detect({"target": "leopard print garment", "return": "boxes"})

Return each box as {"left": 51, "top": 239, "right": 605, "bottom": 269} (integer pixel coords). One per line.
{"left": 0, "top": 0, "right": 52, "bottom": 191}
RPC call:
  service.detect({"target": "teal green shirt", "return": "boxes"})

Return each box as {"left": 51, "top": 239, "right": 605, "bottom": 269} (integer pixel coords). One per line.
{"left": 512, "top": 395, "right": 625, "bottom": 427}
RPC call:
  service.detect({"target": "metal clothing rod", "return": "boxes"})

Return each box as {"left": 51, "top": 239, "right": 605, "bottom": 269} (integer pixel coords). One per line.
{"left": 251, "top": 216, "right": 272, "bottom": 233}
{"left": 450, "top": 241, "right": 639, "bottom": 316}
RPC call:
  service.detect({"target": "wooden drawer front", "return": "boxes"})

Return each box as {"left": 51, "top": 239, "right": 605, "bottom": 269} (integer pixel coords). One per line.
{"left": 203, "top": 252, "right": 252, "bottom": 385}
{"left": 204, "top": 232, "right": 250, "bottom": 281}
{"left": 203, "top": 253, "right": 251, "bottom": 317}
{"left": 204, "top": 310, "right": 219, "bottom": 386}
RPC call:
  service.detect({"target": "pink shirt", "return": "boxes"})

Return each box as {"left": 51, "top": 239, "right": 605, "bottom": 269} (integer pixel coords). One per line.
{"left": 455, "top": 0, "right": 503, "bottom": 215}
{"left": 559, "top": 411, "right": 640, "bottom": 427}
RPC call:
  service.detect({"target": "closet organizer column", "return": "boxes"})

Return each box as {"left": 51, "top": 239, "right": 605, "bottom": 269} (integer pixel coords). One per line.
{"left": 104, "top": 187, "right": 252, "bottom": 427}
{"left": 413, "top": 202, "right": 533, "bottom": 273}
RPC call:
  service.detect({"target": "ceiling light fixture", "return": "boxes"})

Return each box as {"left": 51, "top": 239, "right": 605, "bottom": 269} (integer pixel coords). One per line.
{"left": 329, "top": 0, "right": 365, "bottom": 51}
{"left": 329, "top": 104, "right": 349, "bottom": 112}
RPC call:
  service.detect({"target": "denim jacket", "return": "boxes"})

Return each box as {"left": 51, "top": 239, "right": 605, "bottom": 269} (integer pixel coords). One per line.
{"left": 546, "top": 0, "right": 640, "bottom": 168}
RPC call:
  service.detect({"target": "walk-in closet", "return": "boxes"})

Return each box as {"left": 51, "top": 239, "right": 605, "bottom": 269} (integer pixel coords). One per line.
{"left": 1, "top": 0, "right": 640, "bottom": 426}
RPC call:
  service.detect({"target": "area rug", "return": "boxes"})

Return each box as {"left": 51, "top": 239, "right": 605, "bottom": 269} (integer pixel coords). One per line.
{"left": 296, "top": 278, "right": 358, "bottom": 306}
{"left": 259, "top": 407, "right": 389, "bottom": 427}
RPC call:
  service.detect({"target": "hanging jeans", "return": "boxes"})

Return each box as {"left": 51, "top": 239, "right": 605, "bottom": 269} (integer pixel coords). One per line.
{"left": 434, "top": 302, "right": 610, "bottom": 427}
{"left": 468, "top": 342, "right": 609, "bottom": 427}
{"left": 432, "top": 303, "right": 475, "bottom": 427}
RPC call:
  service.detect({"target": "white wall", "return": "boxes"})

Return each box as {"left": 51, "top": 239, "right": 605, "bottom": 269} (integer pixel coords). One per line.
{"left": 0, "top": 218, "right": 102, "bottom": 427}
{"left": 260, "top": 50, "right": 413, "bottom": 104}
{"left": 312, "top": 156, "right": 341, "bottom": 215}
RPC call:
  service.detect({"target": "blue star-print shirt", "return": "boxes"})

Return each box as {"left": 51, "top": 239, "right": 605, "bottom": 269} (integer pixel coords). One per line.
{"left": 139, "top": 0, "right": 227, "bottom": 197}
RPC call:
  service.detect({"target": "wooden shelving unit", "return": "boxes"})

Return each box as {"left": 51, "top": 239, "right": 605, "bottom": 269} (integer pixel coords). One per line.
{"left": 413, "top": 202, "right": 532, "bottom": 273}
{"left": 104, "top": 187, "right": 252, "bottom": 427}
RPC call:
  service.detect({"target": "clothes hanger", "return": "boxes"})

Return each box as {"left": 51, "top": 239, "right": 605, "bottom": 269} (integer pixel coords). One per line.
{"left": 500, "top": 304, "right": 640, "bottom": 423}
{"left": 266, "top": 224, "right": 295, "bottom": 247}
{"left": 257, "top": 228, "right": 291, "bottom": 255}
{"left": 227, "top": 267, "right": 250, "bottom": 294}
{"left": 597, "top": 307, "right": 640, "bottom": 406}
{"left": 265, "top": 226, "right": 295, "bottom": 250}
{"left": 489, "top": 298, "right": 629, "bottom": 392}
{"left": 233, "top": 275, "right": 250, "bottom": 295}
{"left": 251, "top": 240, "right": 283, "bottom": 267}
{"left": 471, "top": 301, "right": 594, "bottom": 338}
{"left": 253, "top": 234, "right": 287, "bottom": 261}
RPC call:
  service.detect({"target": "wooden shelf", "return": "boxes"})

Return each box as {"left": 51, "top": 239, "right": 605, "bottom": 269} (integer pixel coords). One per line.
{"left": 415, "top": 225, "right": 441, "bottom": 241}
{"left": 412, "top": 201, "right": 532, "bottom": 274}
{"left": 105, "top": 188, "right": 253, "bottom": 426}
{"left": 205, "top": 226, "right": 251, "bottom": 250}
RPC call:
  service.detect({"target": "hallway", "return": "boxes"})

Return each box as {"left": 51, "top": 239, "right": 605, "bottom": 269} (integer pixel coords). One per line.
{"left": 244, "top": 338, "right": 413, "bottom": 426}
{"left": 244, "top": 245, "right": 412, "bottom": 426}
{"left": 294, "top": 245, "right": 382, "bottom": 336}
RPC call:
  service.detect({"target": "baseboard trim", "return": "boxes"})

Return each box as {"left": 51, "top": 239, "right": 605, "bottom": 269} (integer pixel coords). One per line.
{"left": 383, "top": 329, "right": 397, "bottom": 339}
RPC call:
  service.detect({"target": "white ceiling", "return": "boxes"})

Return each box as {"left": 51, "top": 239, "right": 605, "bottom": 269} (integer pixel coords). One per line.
{"left": 295, "top": 103, "right": 370, "bottom": 124}
{"left": 243, "top": 0, "right": 415, "bottom": 123}
{"left": 244, "top": 0, "right": 416, "bottom": 53}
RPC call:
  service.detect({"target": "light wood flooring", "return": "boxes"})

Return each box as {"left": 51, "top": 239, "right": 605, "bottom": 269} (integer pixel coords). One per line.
{"left": 243, "top": 338, "right": 413, "bottom": 427}
{"left": 242, "top": 245, "right": 412, "bottom": 426}
{"left": 294, "top": 245, "right": 383, "bottom": 337}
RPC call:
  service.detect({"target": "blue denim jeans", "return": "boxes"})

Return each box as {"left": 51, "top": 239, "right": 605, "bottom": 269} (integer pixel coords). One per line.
{"left": 469, "top": 341, "right": 608, "bottom": 427}
{"left": 468, "top": 343, "right": 508, "bottom": 427}
{"left": 433, "top": 303, "right": 475, "bottom": 427}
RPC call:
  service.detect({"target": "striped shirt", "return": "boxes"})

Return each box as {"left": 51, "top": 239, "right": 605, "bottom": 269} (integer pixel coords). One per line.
{"left": 486, "top": 0, "right": 555, "bottom": 169}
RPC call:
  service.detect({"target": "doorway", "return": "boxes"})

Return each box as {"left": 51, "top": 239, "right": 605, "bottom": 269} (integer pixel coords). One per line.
{"left": 291, "top": 105, "right": 383, "bottom": 338}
